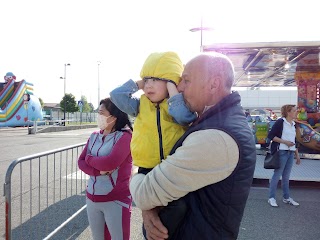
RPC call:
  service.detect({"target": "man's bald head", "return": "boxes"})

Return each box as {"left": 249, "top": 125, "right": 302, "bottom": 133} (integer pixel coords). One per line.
{"left": 189, "top": 53, "right": 235, "bottom": 91}
{"left": 178, "top": 53, "right": 235, "bottom": 115}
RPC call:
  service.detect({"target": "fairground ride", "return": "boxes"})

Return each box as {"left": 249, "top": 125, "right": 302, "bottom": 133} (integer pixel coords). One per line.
{"left": 202, "top": 41, "right": 320, "bottom": 157}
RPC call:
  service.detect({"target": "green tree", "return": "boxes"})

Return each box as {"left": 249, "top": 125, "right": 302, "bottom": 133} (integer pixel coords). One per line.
{"left": 60, "top": 93, "right": 79, "bottom": 113}
{"left": 80, "top": 95, "right": 93, "bottom": 112}
{"left": 88, "top": 103, "right": 95, "bottom": 112}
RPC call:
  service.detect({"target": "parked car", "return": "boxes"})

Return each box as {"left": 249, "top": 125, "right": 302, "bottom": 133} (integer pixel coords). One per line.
{"left": 251, "top": 115, "right": 268, "bottom": 123}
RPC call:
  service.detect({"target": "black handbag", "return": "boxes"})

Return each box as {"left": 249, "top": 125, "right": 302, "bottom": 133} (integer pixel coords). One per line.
{"left": 264, "top": 148, "right": 280, "bottom": 169}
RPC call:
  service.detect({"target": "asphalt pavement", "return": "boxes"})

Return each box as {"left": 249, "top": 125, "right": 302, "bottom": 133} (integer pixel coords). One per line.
{"left": 1, "top": 127, "right": 320, "bottom": 240}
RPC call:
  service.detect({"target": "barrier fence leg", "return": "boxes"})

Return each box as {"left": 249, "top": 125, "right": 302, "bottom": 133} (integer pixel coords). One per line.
{"left": 34, "top": 121, "right": 37, "bottom": 134}
{"left": 4, "top": 181, "right": 12, "bottom": 240}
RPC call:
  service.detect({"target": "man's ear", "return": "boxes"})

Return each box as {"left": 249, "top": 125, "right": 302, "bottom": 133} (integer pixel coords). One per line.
{"left": 209, "top": 76, "right": 221, "bottom": 91}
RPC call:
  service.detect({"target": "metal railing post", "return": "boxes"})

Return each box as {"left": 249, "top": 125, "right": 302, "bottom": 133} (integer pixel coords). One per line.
{"left": 4, "top": 160, "right": 19, "bottom": 240}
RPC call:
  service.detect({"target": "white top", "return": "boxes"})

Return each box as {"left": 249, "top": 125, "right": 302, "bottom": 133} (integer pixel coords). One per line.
{"left": 279, "top": 117, "right": 296, "bottom": 151}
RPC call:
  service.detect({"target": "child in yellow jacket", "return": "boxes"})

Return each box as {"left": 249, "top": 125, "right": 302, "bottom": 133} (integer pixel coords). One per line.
{"left": 110, "top": 51, "right": 197, "bottom": 239}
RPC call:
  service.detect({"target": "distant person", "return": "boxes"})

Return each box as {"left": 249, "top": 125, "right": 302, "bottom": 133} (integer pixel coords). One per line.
{"left": 267, "top": 104, "right": 301, "bottom": 207}
{"left": 110, "top": 51, "right": 197, "bottom": 238}
{"left": 78, "top": 97, "right": 133, "bottom": 240}
{"left": 130, "top": 53, "right": 256, "bottom": 240}
{"left": 245, "top": 109, "right": 250, "bottom": 117}
{"left": 271, "top": 112, "right": 278, "bottom": 120}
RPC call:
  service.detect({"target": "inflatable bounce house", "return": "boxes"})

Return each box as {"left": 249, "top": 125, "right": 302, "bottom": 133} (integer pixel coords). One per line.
{"left": 0, "top": 72, "right": 43, "bottom": 127}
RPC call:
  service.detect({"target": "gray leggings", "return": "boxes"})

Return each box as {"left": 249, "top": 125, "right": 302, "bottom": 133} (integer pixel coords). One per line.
{"left": 86, "top": 198, "right": 131, "bottom": 240}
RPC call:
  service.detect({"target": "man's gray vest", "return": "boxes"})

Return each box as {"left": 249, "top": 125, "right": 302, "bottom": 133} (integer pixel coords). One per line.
{"left": 170, "top": 91, "right": 256, "bottom": 240}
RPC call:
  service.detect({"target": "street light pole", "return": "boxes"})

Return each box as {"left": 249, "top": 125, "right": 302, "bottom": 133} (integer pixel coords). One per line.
{"left": 97, "top": 61, "right": 101, "bottom": 108}
{"left": 200, "top": 17, "right": 203, "bottom": 48}
{"left": 189, "top": 17, "right": 214, "bottom": 52}
{"left": 62, "top": 63, "right": 70, "bottom": 125}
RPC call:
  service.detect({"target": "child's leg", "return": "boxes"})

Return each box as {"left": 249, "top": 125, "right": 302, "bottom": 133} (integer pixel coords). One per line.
{"left": 158, "top": 198, "right": 187, "bottom": 240}
{"left": 138, "top": 167, "right": 153, "bottom": 175}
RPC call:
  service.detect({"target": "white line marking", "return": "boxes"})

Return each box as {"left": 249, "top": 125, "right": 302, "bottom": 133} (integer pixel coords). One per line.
{"left": 64, "top": 170, "right": 89, "bottom": 179}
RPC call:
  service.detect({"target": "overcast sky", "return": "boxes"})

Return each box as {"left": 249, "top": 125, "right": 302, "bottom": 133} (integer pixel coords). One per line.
{"left": 1, "top": 0, "right": 319, "bottom": 108}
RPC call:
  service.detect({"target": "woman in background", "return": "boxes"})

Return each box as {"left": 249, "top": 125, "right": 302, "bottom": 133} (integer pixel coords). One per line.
{"left": 267, "top": 104, "right": 301, "bottom": 207}
{"left": 78, "top": 97, "right": 133, "bottom": 240}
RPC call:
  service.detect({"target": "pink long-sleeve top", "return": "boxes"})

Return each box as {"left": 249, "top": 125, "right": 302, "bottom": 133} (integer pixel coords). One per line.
{"left": 78, "top": 129, "right": 132, "bottom": 205}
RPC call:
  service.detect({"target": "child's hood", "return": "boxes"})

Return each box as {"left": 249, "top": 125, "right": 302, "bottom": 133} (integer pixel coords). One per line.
{"left": 140, "top": 51, "right": 183, "bottom": 85}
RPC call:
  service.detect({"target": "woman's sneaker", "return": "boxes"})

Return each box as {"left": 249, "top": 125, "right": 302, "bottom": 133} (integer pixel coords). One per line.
{"left": 283, "top": 197, "right": 299, "bottom": 206}
{"left": 268, "top": 198, "right": 278, "bottom": 207}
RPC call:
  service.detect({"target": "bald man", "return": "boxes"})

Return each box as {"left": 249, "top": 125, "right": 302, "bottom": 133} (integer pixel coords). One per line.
{"left": 130, "top": 53, "right": 256, "bottom": 240}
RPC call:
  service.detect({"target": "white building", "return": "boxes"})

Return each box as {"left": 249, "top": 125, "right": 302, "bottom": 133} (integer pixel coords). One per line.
{"left": 234, "top": 87, "right": 297, "bottom": 110}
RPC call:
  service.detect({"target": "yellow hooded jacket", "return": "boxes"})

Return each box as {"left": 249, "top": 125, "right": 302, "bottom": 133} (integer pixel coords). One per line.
{"left": 132, "top": 51, "right": 186, "bottom": 168}
{"left": 131, "top": 95, "right": 186, "bottom": 168}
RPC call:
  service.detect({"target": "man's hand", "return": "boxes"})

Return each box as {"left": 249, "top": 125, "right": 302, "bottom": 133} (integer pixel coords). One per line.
{"left": 142, "top": 208, "right": 168, "bottom": 240}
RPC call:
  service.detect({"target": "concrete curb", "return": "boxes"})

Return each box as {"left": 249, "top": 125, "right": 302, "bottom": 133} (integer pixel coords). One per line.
{"left": 30, "top": 124, "right": 97, "bottom": 134}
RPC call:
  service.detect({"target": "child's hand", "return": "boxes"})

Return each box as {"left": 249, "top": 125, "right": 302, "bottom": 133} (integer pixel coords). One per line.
{"left": 167, "top": 81, "right": 179, "bottom": 97}
{"left": 136, "top": 80, "right": 144, "bottom": 90}
{"left": 166, "top": 81, "right": 176, "bottom": 88}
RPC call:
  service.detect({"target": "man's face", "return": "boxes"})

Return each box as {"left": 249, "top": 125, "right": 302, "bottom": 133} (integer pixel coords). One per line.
{"left": 178, "top": 60, "right": 208, "bottom": 114}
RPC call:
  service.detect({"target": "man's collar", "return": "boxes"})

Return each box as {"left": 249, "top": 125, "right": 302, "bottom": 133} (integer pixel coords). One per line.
{"left": 202, "top": 104, "right": 215, "bottom": 114}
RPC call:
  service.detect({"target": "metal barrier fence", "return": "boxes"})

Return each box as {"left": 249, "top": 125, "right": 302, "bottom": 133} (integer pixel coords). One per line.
{"left": 26, "top": 120, "right": 98, "bottom": 135}
{"left": 43, "top": 111, "right": 97, "bottom": 124}
{"left": 4, "top": 143, "right": 87, "bottom": 240}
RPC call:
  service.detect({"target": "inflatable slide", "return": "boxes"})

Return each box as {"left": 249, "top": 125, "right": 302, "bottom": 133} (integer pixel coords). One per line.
{"left": 0, "top": 72, "right": 43, "bottom": 127}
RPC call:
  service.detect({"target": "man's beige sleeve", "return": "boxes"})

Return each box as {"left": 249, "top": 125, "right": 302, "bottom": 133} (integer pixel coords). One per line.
{"left": 130, "top": 129, "right": 239, "bottom": 210}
